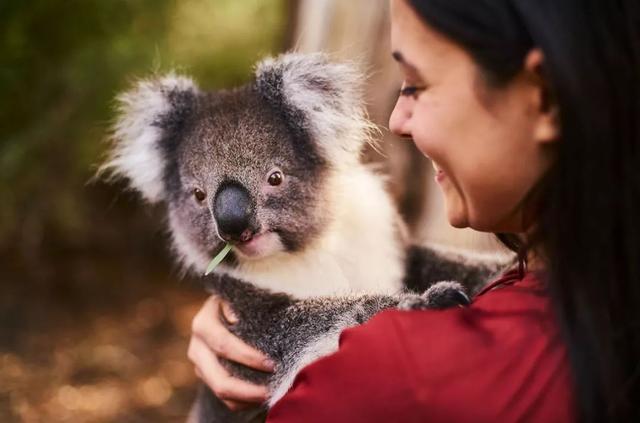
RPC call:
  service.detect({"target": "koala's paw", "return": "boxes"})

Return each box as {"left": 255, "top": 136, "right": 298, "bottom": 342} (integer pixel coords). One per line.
{"left": 397, "top": 281, "right": 470, "bottom": 311}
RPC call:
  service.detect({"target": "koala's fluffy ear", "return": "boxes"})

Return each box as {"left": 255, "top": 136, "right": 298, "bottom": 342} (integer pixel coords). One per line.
{"left": 255, "top": 53, "right": 376, "bottom": 163}
{"left": 101, "top": 74, "right": 198, "bottom": 203}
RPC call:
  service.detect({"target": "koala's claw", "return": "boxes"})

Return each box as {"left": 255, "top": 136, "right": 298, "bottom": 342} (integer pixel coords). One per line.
{"left": 397, "top": 281, "right": 470, "bottom": 311}
{"left": 425, "top": 281, "right": 470, "bottom": 308}
{"left": 433, "top": 288, "right": 471, "bottom": 308}
{"left": 454, "top": 290, "right": 471, "bottom": 306}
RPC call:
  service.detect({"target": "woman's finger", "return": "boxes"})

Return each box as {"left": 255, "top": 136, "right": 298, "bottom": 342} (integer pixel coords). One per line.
{"left": 188, "top": 335, "right": 270, "bottom": 404}
{"left": 192, "top": 296, "right": 275, "bottom": 372}
{"left": 220, "top": 300, "right": 239, "bottom": 324}
{"left": 221, "top": 399, "right": 259, "bottom": 412}
{"left": 195, "top": 365, "right": 255, "bottom": 411}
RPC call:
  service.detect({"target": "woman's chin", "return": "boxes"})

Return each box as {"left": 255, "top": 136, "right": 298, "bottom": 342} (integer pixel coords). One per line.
{"left": 447, "top": 214, "right": 469, "bottom": 229}
{"left": 444, "top": 199, "right": 470, "bottom": 229}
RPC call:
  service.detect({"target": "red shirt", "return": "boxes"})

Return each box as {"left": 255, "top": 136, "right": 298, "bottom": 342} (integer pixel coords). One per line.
{"left": 267, "top": 271, "right": 576, "bottom": 422}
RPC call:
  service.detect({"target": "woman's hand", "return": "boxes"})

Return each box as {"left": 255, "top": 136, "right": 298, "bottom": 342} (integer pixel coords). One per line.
{"left": 188, "top": 295, "right": 275, "bottom": 410}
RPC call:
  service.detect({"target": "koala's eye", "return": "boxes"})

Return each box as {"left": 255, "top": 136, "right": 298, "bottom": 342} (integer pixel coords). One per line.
{"left": 193, "top": 188, "right": 207, "bottom": 202}
{"left": 268, "top": 171, "right": 283, "bottom": 186}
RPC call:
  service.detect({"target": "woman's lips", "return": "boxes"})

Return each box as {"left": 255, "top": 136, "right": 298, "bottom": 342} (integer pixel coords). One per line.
{"left": 432, "top": 162, "right": 447, "bottom": 182}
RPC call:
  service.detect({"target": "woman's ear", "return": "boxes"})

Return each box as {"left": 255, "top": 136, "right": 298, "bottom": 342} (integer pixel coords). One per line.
{"left": 524, "top": 49, "right": 559, "bottom": 144}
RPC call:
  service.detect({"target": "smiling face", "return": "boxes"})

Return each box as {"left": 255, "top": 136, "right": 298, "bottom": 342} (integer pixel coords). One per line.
{"left": 389, "top": 0, "right": 557, "bottom": 233}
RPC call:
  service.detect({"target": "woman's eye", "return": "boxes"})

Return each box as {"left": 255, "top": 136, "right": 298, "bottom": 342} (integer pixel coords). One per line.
{"left": 399, "top": 85, "right": 427, "bottom": 98}
{"left": 193, "top": 188, "right": 206, "bottom": 202}
{"left": 268, "top": 171, "right": 284, "bottom": 186}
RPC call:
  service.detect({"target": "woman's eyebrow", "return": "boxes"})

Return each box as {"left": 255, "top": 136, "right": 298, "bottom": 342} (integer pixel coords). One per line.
{"left": 392, "top": 51, "right": 418, "bottom": 72}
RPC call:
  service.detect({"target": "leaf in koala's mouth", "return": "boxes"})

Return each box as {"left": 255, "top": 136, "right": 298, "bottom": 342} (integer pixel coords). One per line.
{"left": 204, "top": 243, "right": 233, "bottom": 276}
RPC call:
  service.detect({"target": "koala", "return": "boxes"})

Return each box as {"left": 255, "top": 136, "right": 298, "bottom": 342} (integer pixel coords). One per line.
{"left": 102, "top": 53, "right": 508, "bottom": 423}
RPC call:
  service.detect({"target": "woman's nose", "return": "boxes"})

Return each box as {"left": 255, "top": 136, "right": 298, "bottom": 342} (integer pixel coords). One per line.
{"left": 388, "top": 94, "right": 413, "bottom": 137}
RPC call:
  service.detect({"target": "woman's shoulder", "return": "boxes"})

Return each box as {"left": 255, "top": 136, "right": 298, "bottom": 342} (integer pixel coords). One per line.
{"left": 267, "top": 271, "right": 576, "bottom": 423}
{"left": 386, "top": 270, "right": 560, "bottom": 349}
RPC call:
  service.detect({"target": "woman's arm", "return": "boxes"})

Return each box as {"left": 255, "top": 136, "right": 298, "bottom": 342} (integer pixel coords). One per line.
{"left": 266, "top": 275, "right": 576, "bottom": 422}
{"left": 188, "top": 278, "right": 470, "bottom": 416}
{"left": 186, "top": 245, "right": 502, "bottom": 411}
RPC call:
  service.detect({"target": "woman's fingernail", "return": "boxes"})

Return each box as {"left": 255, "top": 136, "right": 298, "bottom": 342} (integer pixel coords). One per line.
{"left": 264, "top": 359, "right": 276, "bottom": 371}
{"left": 221, "top": 302, "right": 238, "bottom": 324}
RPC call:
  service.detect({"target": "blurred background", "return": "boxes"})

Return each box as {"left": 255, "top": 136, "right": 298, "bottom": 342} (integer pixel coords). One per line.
{"left": 0, "top": 1, "right": 501, "bottom": 421}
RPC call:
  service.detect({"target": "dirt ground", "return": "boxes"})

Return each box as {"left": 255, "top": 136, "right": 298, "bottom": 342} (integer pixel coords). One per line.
{"left": 1, "top": 260, "right": 209, "bottom": 422}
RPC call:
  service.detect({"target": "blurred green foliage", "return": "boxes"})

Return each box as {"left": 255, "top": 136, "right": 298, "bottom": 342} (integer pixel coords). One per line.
{"left": 0, "top": 6, "right": 288, "bottom": 419}
{"left": 0, "top": 0, "right": 288, "bottom": 255}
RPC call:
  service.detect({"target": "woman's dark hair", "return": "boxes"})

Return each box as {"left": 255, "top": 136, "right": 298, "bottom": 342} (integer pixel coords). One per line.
{"left": 407, "top": 0, "right": 640, "bottom": 421}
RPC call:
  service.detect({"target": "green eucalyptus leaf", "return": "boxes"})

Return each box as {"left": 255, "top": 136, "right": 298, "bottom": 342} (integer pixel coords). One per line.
{"left": 205, "top": 243, "right": 232, "bottom": 275}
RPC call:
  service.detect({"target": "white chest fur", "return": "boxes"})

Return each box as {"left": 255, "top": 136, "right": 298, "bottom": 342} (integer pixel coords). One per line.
{"left": 223, "top": 165, "right": 406, "bottom": 299}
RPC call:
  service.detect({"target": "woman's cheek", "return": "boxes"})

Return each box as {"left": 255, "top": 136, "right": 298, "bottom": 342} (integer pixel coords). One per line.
{"left": 459, "top": 174, "right": 518, "bottom": 232}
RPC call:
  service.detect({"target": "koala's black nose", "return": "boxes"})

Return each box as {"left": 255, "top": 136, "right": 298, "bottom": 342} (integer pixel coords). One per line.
{"left": 213, "top": 183, "right": 254, "bottom": 242}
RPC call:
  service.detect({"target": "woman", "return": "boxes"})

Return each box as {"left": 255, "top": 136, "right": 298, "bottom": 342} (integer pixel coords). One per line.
{"left": 188, "top": 0, "right": 640, "bottom": 421}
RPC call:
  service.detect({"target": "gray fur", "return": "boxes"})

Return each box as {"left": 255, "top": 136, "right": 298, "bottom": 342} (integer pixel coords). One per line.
{"left": 104, "top": 53, "right": 511, "bottom": 423}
